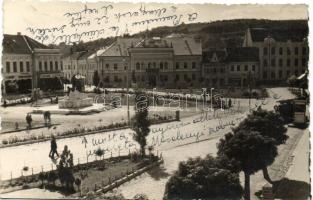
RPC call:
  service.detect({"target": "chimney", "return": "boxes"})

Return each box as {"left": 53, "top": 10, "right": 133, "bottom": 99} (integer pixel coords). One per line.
{"left": 17, "top": 32, "right": 21, "bottom": 35}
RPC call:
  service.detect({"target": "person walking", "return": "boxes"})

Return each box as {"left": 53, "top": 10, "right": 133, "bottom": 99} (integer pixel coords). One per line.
{"left": 49, "top": 136, "right": 59, "bottom": 159}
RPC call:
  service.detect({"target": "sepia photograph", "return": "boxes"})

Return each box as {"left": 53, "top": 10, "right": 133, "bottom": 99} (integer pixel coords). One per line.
{"left": 0, "top": 0, "right": 310, "bottom": 199}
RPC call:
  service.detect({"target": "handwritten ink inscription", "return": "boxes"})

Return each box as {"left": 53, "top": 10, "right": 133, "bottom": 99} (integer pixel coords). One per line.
{"left": 25, "top": 3, "right": 199, "bottom": 44}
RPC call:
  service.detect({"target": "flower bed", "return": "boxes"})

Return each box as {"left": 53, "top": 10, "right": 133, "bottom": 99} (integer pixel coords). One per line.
{"left": 1, "top": 116, "right": 176, "bottom": 147}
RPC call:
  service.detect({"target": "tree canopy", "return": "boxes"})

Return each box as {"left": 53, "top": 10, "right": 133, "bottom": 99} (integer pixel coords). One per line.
{"left": 164, "top": 155, "right": 243, "bottom": 200}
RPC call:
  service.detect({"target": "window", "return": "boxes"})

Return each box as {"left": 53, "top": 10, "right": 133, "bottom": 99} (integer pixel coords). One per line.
{"left": 263, "top": 47, "right": 268, "bottom": 55}
{"left": 287, "top": 59, "right": 290, "bottom": 67}
{"left": 55, "top": 61, "right": 58, "bottom": 70}
{"left": 264, "top": 59, "right": 268, "bottom": 67}
{"left": 39, "top": 61, "right": 42, "bottom": 71}
{"left": 13, "top": 62, "right": 17, "bottom": 72}
{"left": 302, "top": 58, "right": 307, "bottom": 67}
{"left": 164, "top": 75, "right": 168, "bottom": 81}
{"left": 295, "top": 47, "right": 299, "bottom": 55}
{"left": 220, "top": 68, "right": 224, "bottom": 73}
{"left": 279, "top": 70, "right": 282, "bottom": 78}
{"left": 176, "top": 62, "right": 180, "bottom": 69}
{"left": 244, "top": 65, "right": 248, "bottom": 71}
{"left": 192, "top": 74, "right": 196, "bottom": 80}
{"left": 302, "top": 47, "right": 307, "bottom": 55}
{"left": 184, "top": 62, "right": 187, "bottom": 69}
{"left": 61, "top": 61, "right": 63, "bottom": 70}
{"left": 192, "top": 62, "right": 196, "bottom": 69}
{"left": 160, "top": 62, "right": 163, "bottom": 69}
{"left": 114, "top": 63, "right": 118, "bottom": 70}
{"left": 136, "top": 62, "right": 140, "bottom": 70}
{"left": 19, "top": 62, "right": 24, "bottom": 72}
{"left": 263, "top": 71, "right": 267, "bottom": 79}
{"left": 184, "top": 74, "right": 188, "bottom": 81}
{"left": 164, "top": 62, "right": 168, "bottom": 69}
{"left": 287, "top": 71, "right": 290, "bottom": 76}
{"left": 114, "top": 76, "right": 118, "bottom": 82}
{"left": 295, "top": 58, "right": 298, "bottom": 67}
{"left": 148, "top": 63, "right": 151, "bottom": 69}
{"left": 237, "top": 65, "right": 240, "bottom": 71}
{"left": 295, "top": 70, "right": 298, "bottom": 76}
{"left": 50, "top": 61, "right": 53, "bottom": 71}
{"left": 271, "top": 59, "right": 276, "bottom": 67}
{"left": 26, "top": 62, "right": 30, "bottom": 72}
{"left": 213, "top": 68, "right": 217, "bottom": 74}
{"left": 287, "top": 47, "right": 291, "bottom": 55}
{"left": 44, "top": 61, "right": 48, "bottom": 71}
{"left": 6, "top": 62, "right": 10, "bottom": 73}
{"left": 252, "top": 65, "right": 256, "bottom": 71}
{"left": 271, "top": 47, "right": 275, "bottom": 55}
{"left": 271, "top": 72, "right": 275, "bottom": 79}
{"left": 231, "top": 65, "right": 234, "bottom": 71}
{"left": 106, "top": 64, "right": 109, "bottom": 69}
{"left": 279, "top": 59, "right": 283, "bottom": 67}
{"left": 175, "top": 74, "right": 180, "bottom": 81}
{"left": 153, "top": 62, "right": 156, "bottom": 68}
{"left": 279, "top": 47, "right": 283, "bottom": 55}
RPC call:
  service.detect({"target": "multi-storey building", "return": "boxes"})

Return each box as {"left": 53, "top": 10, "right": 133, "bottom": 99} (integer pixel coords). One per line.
{"left": 96, "top": 35, "right": 202, "bottom": 88}
{"left": 202, "top": 47, "right": 259, "bottom": 88}
{"left": 243, "top": 28, "right": 309, "bottom": 84}
{"left": 2, "top": 33, "right": 62, "bottom": 94}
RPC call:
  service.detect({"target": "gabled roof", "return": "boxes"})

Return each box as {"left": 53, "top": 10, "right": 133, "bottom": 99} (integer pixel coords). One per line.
{"left": 99, "top": 38, "right": 142, "bottom": 57}
{"left": 3, "top": 34, "right": 48, "bottom": 54}
{"left": 78, "top": 51, "right": 95, "bottom": 60}
{"left": 249, "top": 28, "right": 308, "bottom": 42}
{"left": 202, "top": 50, "right": 227, "bottom": 63}
{"left": 164, "top": 37, "right": 202, "bottom": 56}
{"left": 226, "top": 47, "right": 259, "bottom": 62}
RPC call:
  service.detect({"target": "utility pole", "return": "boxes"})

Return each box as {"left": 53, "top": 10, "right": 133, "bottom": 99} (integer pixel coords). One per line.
{"left": 124, "top": 57, "right": 130, "bottom": 125}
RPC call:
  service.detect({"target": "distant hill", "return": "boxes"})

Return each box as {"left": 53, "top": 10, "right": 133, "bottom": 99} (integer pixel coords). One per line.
{"left": 72, "top": 19, "right": 308, "bottom": 52}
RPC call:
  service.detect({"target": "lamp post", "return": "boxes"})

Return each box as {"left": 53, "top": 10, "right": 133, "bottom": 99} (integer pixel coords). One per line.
{"left": 124, "top": 57, "right": 130, "bottom": 125}
{"left": 210, "top": 88, "right": 214, "bottom": 112}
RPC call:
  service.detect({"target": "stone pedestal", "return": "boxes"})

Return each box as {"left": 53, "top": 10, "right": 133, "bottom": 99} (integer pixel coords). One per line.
{"left": 59, "top": 90, "right": 93, "bottom": 109}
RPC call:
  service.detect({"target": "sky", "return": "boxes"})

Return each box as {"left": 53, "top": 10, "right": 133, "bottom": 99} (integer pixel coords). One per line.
{"left": 3, "top": 0, "right": 309, "bottom": 45}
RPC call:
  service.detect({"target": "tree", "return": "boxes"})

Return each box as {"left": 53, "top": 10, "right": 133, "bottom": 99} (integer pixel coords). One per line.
{"left": 217, "top": 130, "right": 277, "bottom": 200}
{"left": 233, "top": 107, "right": 287, "bottom": 184}
{"left": 131, "top": 90, "right": 150, "bottom": 157}
{"left": 93, "top": 71, "right": 100, "bottom": 87}
{"left": 58, "top": 145, "right": 75, "bottom": 191}
{"left": 164, "top": 155, "right": 243, "bottom": 200}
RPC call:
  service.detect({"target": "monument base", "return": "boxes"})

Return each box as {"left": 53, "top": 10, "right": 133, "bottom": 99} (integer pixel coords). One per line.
{"left": 58, "top": 90, "right": 93, "bottom": 109}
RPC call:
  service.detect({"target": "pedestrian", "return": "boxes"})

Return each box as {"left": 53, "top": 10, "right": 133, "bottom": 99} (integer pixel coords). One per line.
{"left": 49, "top": 136, "right": 59, "bottom": 159}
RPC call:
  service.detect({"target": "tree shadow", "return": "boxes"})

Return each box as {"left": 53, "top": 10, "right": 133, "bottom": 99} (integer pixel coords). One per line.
{"left": 146, "top": 165, "right": 170, "bottom": 181}
{"left": 272, "top": 178, "right": 310, "bottom": 200}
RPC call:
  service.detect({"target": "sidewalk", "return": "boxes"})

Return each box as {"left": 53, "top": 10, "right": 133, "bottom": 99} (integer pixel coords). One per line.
{"left": 285, "top": 128, "right": 310, "bottom": 183}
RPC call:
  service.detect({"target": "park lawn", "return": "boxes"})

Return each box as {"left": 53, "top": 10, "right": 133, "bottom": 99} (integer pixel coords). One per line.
{"left": 73, "top": 158, "right": 142, "bottom": 197}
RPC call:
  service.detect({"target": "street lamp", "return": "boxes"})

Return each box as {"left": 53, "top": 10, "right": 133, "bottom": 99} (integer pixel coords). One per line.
{"left": 210, "top": 88, "right": 214, "bottom": 112}
{"left": 123, "top": 57, "right": 130, "bottom": 125}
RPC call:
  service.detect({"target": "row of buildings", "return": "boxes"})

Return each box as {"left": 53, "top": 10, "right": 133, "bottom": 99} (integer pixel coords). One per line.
{"left": 2, "top": 28, "right": 309, "bottom": 94}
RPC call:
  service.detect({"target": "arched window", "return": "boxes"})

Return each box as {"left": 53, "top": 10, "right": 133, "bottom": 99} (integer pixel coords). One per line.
{"left": 136, "top": 62, "right": 140, "bottom": 70}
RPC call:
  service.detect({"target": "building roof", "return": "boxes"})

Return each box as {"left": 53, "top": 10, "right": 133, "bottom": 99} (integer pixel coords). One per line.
{"left": 226, "top": 47, "right": 259, "bottom": 62}
{"left": 3, "top": 34, "right": 49, "bottom": 54}
{"left": 249, "top": 28, "right": 308, "bottom": 42}
{"left": 202, "top": 50, "right": 227, "bottom": 63}
{"left": 98, "top": 38, "right": 142, "bottom": 57}
{"left": 78, "top": 51, "right": 95, "bottom": 60}
{"left": 131, "top": 36, "right": 202, "bottom": 56}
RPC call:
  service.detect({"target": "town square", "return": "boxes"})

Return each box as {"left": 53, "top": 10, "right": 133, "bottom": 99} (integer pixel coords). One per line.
{"left": 0, "top": 1, "right": 310, "bottom": 200}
